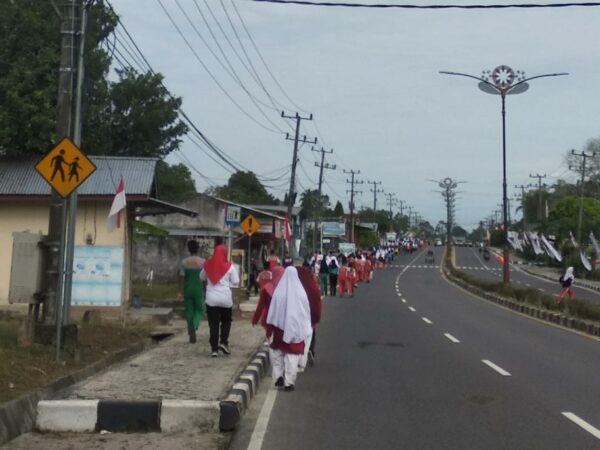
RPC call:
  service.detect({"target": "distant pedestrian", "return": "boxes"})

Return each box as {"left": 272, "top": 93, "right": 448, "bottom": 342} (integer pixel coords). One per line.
{"left": 558, "top": 266, "right": 575, "bottom": 301}
{"left": 201, "top": 240, "right": 240, "bottom": 357}
{"left": 247, "top": 259, "right": 259, "bottom": 296}
{"left": 267, "top": 249, "right": 281, "bottom": 270}
{"left": 318, "top": 255, "right": 329, "bottom": 296}
{"left": 328, "top": 253, "right": 339, "bottom": 296}
{"left": 178, "top": 240, "right": 205, "bottom": 344}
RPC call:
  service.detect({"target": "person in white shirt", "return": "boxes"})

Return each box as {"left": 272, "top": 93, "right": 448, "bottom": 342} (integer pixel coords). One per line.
{"left": 200, "top": 240, "right": 240, "bottom": 357}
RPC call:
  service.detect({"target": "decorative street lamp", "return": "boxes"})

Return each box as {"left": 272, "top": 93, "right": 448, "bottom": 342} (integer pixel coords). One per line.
{"left": 440, "top": 66, "right": 568, "bottom": 284}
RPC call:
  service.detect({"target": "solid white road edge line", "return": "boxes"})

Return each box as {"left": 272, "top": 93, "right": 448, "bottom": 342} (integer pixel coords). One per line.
{"left": 422, "top": 317, "right": 433, "bottom": 324}
{"left": 562, "top": 412, "right": 600, "bottom": 440}
{"left": 481, "top": 359, "right": 511, "bottom": 376}
{"left": 408, "top": 306, "right": 416, "bottom": 312}
{"left": 444, "top": 333, "right": 460, "bottom": 343}
{"left": 246, "top": 386, "right": 278, "bottom": 450}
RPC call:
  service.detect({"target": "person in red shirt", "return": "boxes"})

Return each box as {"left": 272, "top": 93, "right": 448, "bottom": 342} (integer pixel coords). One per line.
{"left": 267, "top": 249, "right": 281, "bottom": 271}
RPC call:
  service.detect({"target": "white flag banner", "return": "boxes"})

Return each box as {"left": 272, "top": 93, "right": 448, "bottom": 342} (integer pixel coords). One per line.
{"left": 580, "top": 250, "right": 593, "bottom": 271}
{"left": 507, "top": 231, "right": 523, "bottom": 251}
{"left": 540, "top": 234, "right": 562, "bottom": 262}
{"left": 107, "top": 176, "right": 126, "bottom": 233}
{"left": 528, "top": 232, "right": 544, "bottom": 255}
{"left": 570, "top": 231, "right": 578, "bottom": 248}
{"left": 590, "top": 232, "right": 600, "bottom": 257}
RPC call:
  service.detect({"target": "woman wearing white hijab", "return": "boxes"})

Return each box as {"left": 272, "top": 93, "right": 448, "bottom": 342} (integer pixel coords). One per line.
{"left": 266, "top": 266, "right": 314, "bottom": 391}
{"left": 558, "top": 266, "right": 575, "bottom": 301}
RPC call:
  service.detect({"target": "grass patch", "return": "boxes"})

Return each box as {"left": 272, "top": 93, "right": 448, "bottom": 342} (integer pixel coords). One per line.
{"left": 0, "top": 318, "right": 153, "bottom": 404}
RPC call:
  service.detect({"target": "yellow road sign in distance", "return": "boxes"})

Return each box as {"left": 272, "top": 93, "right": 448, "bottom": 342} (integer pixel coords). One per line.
{"left": 241, "top": 214, "right": 261, "bottom": 236}
{"left": 35, "top": 137, "right": 96, "bottom": 198}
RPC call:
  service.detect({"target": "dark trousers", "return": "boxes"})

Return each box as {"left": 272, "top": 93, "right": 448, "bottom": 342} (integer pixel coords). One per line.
{"left": 329, "top": 274, "right": 338, "bottom": 296}
{"left": 206, "top": 305, "right": 232, "bottom": 351}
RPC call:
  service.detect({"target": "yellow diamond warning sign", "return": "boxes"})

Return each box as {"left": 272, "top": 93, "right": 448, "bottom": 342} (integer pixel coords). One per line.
{"left": 241, "top": 214, "right": 261, "bottom": 236}
{"left": 35, "top": 137, "right": 96, "bottom": 198}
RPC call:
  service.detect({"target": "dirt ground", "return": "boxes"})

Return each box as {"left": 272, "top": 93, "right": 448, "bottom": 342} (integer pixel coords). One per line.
{"left": 2, "top": 431, "right": 231, "bottom": 450}
{"left": 0, "top": 316, "right": 153, "bottom": 403}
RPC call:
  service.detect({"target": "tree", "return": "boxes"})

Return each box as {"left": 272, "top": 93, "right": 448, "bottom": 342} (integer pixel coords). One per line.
{"left": 157, "top": 161, "right": 196, "bottom": 203}
{"left": 84, "top": 68, "right": 187, "bottom": 157}
{"left": 332, "top": 200, "right": 344, "bottom": 216}
{"left": 209, "top": 171, "right": 278, "bottom": 205}
{"left": 0, "top": 2, "right": 186, "bottom": 160}
{"left": 545, "top": 196, "right": 600, "bottom": 241}
{"left": 299, "top": 189, "right": 329, "bottom": 221}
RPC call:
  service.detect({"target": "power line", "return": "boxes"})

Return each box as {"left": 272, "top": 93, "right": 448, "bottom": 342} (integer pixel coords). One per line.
{"left": 156, "top": 0, "right": 283, "bottom": 133}
{"left": 230, "top": 0, "right": 310, "bottom": 114}
{"left": 251, "top": 0, "right": 600, "bottom": 9}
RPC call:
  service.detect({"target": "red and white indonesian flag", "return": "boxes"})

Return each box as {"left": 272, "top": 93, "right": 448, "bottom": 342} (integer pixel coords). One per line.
{"left": 107, "top": 176, "right": 126, "bottom": 232}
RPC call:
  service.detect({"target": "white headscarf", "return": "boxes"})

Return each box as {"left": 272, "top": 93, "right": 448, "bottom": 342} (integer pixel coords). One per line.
{"left": 563, "top": 266, "right": 575, "bottom": 281}
{"left": 266, "top": 266, "right": 312, "bottom": 344}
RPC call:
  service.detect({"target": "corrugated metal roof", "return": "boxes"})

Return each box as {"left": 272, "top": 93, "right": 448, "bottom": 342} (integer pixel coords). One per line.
{"left": 0, "top": 156, "right": 158, "bottom": 196}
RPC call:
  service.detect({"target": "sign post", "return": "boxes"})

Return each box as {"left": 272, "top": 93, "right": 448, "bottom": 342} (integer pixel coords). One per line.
{"left": 241, "top": 214, "right": 261, "bottom": 290}
{"left": 225, "top": 206, "right": 241, "bottom": 260}
{"left": 35, "top": 137, "right": 96, "bottom": 359}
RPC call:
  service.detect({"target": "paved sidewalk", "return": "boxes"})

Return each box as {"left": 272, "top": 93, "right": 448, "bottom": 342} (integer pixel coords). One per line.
{"left": 3, "top": 314, "right": 266, "bottom": 449}
{"left": 61, "top": 317, "right": 264, "bottom": 402}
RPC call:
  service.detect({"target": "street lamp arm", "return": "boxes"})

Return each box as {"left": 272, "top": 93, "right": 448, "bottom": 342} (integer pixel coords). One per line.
{"left": 439, "top": 71, "right": 499, "bottom": 91}
{"left": 508, "top": 72, "right": 569, "bottom": 91}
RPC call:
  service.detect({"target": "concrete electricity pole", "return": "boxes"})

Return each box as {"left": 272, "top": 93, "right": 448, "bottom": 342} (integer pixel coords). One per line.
{"left": 311, "top": 146, "right": 336, "bottom": 252}
{"left": 282, "top": 111, "right": 315, "bottom": 256}
{"left": 570, "top": 149, "right": 596, "bottom": 243}
{"left": 529, "top": 173, "right": 547, "bottom": 222}
{"left": 367, "top": 180, "right": 383, "bottom": 214}
{"left": 44, "top": 0, "right": 80, "bottom": 332}
{"left": 515, "top": 184, "right": 531, "bottom": 232}
{"left": 345, "top": 169, "right": 363, "bottom": 243}
{"left": 385, "top": 192, "right": 396, "bottom": 219}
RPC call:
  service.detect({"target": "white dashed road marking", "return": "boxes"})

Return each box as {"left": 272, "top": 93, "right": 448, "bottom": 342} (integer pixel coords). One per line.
{"left": 444, "top": 333, "right": 460, "bottom": 343}
{"left": 422, "top": 317, "right": 433, "bottom": 324}
{"left": 481, "top": 359, "right": 511, "bottom": 377}
{"left": 401, "top": 299, "right": 407, "bottom": 303}
{"left": 408, "top": 306, "right": 416, "bottom": 312}
{"left": 562, "top": 412, "right": 600, "bottom": 440}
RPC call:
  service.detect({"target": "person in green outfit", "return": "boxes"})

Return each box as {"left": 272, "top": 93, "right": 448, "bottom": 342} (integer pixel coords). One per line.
{"left": 178, "top": 240, "right": 205, "bottom": 343}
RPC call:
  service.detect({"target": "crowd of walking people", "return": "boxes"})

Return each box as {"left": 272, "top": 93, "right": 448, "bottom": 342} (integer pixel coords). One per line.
{"left": 178, "top": 236, "right": 416, "bottom": 391}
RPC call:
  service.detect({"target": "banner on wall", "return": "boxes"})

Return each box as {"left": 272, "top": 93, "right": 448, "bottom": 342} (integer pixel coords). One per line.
{"left": 72, "top": 245, "right": 124, "bottom": 306}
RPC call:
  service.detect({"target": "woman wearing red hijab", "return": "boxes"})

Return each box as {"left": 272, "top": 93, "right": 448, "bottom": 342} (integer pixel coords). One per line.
{"left": 200, "top": 240, "right": 240, "bottom": 357}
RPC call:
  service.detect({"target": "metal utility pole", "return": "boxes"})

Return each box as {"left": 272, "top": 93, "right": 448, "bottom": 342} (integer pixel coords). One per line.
{"left": 367, "top": 180, "right": 383, "bottom": 213}
{"left": 570, "top": 149, "right": 596, "bottom": 243}
{"left": 345, "top": 169, "right": 363, "bottom": 243}
{"left": 397, "top": 199, "right": 404, "bottom": 217}
{"left": 282, "top": 111, "right": 315, "bottom": 257}
{"left": 385, "top": 193, "right": 396, "bottom": 219}
{"left": 311, "top": 147, "right": 336, "bottom": 252}
{"left": 44, "top": 0, "right": 79, "bottom": 333}
{"left": 529, "top": 173, "right": 547, "bottom": 222}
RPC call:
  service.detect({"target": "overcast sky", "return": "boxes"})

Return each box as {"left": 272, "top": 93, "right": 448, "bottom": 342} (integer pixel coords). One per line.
{"left": 108, "top": 0, "right": 600, "bottom": 230}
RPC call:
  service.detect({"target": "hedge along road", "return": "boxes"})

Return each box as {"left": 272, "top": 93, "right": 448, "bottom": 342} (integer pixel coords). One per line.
{"left": 232, "top": 247, "right": 600, "bottom": 449}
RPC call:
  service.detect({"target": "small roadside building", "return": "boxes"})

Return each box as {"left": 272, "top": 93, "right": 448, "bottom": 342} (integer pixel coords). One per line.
{"left": 0, "top": 156, "right": 196, "bottom": 309}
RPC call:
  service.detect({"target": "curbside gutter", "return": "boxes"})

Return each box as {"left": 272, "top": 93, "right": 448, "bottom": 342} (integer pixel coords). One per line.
{"left": 32, "top": 344, "right": 271, "bottom": 434}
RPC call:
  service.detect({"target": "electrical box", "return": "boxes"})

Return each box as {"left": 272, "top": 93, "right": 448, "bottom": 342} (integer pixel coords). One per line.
{"left": 8, "top": 232, "right": 45, "bottom": 304}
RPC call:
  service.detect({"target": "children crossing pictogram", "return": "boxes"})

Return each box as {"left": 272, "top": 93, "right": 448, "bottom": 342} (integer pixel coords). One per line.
{"left": 35, "top": 137, "right": 96, "bottom": 198}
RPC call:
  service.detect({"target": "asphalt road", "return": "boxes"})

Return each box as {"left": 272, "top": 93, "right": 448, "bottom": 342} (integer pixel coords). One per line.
{"left": 232, "top": 249, "right": 600, "bottom": 450}
{"left": 454, "top": 246, "right": 600, "bottom": 305}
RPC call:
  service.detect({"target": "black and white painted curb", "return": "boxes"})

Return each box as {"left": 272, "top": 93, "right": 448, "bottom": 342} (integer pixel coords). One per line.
{"left": 35, "top": 345, "right": 270, "bottom": 433}
{"left": 220, "top": 346, "right": 269, "bottom": 431}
